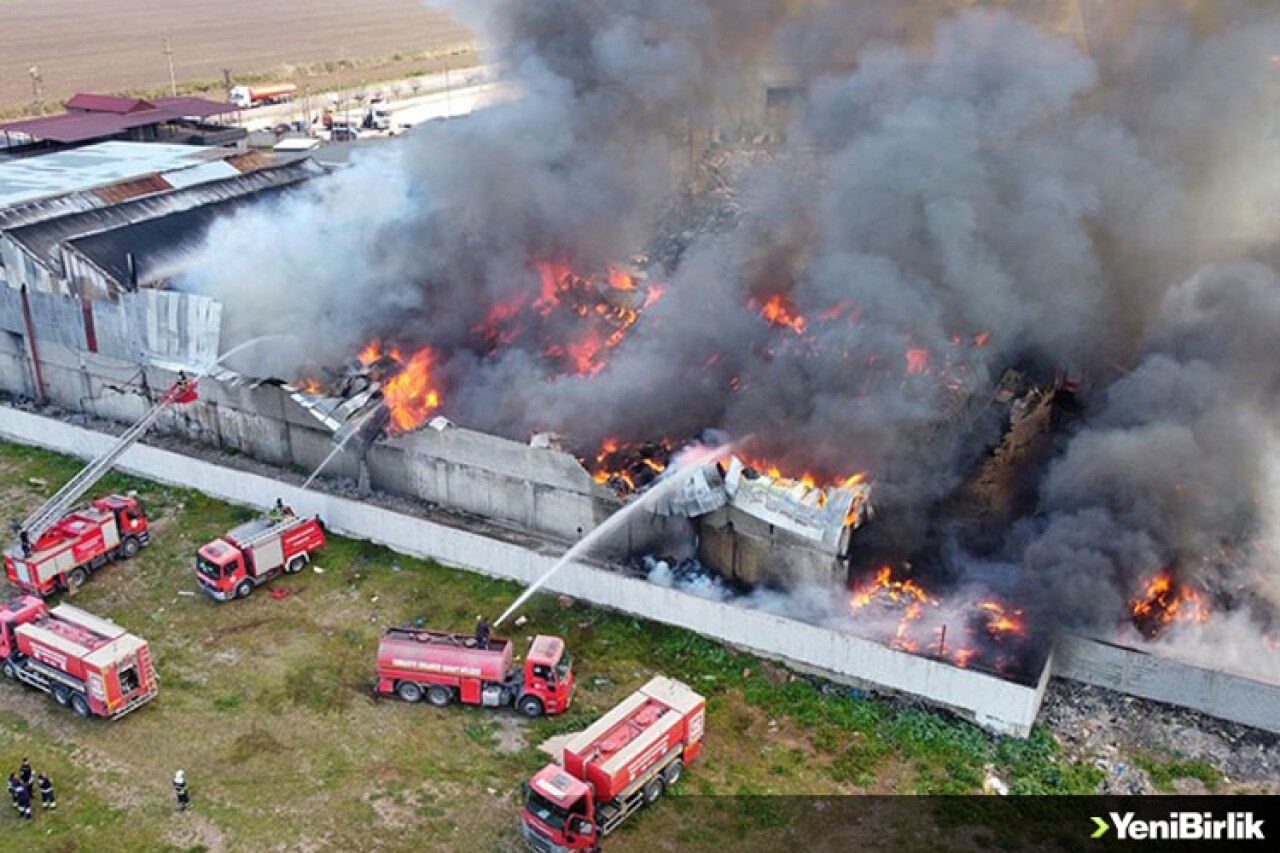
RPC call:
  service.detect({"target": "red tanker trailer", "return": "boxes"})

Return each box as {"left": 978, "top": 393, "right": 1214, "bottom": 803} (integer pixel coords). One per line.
{"left": 376, "top": 627, "right": 573, "bottom": 717}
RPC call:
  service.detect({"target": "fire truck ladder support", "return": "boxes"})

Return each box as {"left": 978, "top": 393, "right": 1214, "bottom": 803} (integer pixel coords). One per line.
{"left": 17, "top": 390, "right": 181, "bottom": 545}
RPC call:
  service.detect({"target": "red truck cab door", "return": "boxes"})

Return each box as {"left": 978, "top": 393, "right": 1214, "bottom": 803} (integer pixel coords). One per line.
{"left": 564, "top": 809, "right": 598, "bottom": 851}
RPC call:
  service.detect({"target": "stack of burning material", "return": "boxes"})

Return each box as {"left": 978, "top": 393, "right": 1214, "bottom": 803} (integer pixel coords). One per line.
{"left": 721, "top": 457, "right": 871, "bottom": 548}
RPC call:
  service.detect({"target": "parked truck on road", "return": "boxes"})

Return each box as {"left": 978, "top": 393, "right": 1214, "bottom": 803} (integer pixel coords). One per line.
{"left": 522, "top": 676, "right": 705, "bottom": 852}
{"left": 0, "top": 595, "right": 157, "bottom": 719}
{"left": 377, "top": 627, "right": 573, "bottom": 717}
{"left": 195, "top": 510, "right": 325, "bottom": 601}
{"left": 229, "top": 83, "right": 298, "bottom": 108}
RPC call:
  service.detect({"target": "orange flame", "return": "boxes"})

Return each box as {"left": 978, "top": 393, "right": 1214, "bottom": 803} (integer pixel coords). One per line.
{"left": 1131, "top": 572, "right": 1210, "bottom": 637}
{"left": 753, "top": 294, "right": 808, "bottom": 334}
{"left": 380, "top": 348, "right": 442, "bottom": 433}
{"left": 979, "top": 601, "right": 1027, "bottom": 639}
{"left": 905, "top": 348, "right": 930, "bottom": 375}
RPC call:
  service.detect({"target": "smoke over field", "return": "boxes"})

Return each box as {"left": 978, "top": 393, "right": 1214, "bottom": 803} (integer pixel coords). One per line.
{"left": 180, "top": 1, "right": 1280, "bottom": 669}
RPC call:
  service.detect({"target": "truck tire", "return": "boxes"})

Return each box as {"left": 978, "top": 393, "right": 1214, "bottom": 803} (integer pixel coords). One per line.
{"left": 426, "top": 685, "right": 453, "bottom": 707}
{"left": 1, "top": 660, "right": 16, "bottom": 679}
{"left": 285, "top": 555, "right": 306, "bottom": 574}
{"left": 396, "top": 682, "right": 423, "bottom": 703}
{"left": 70, "top": 693, "right": 91, "bottom": 718}
{"left": 662, "top": 759, "right": 683, "bottom": 787}
{"left": 516, "top": 695, "right": 544, "bottom": 718}
{"left": 66, "top": 567, "right": 88, "bottom": 592}
{"left": 120, "top": 536, "right": 141, "bottom": 558}
{"left": 235, "top": 580, "right": 254, "bottom": 599}
{"left": 53, "top": 685, "right": 72, "bottom": 707}
{"left": 643, "top": 778, "right": 664, "bottom": 805}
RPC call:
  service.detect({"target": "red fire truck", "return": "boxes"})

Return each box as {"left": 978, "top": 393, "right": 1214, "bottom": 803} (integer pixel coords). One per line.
{"left": 522, "top": 676, "right": 706, "bottom": 852}
{"left": 5, "top": 495, "right": 150, "bottom": 595}
{"left": 0, "top": 595, "right": 158, "bottom": 719}
{"left": 195, "top": 511, "right": 326, "bottom": 601}
{"left": 4, "top": 375, "right": 197, "bottom": 596}
{"left": 376, "top": 628, "right": 573, "bottom": 717}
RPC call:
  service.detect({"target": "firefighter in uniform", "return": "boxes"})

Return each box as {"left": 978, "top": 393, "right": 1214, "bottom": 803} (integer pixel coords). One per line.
{"left": 18, "top": 758, "right": 33, "bottom": 799}
{"left": 173, "top": 770, "right": 190, "bottom": 811}
{"left": 475, "top": 616, "right": 490, "bottom": 650}
{"left": 13, "top": 777, "right": 31, "bottom": 820}
{"left": 7, "top": 772, "right": 19, "bottom": 812}
{"left": 37, "top": 772, "right": 55, "bottom": 810}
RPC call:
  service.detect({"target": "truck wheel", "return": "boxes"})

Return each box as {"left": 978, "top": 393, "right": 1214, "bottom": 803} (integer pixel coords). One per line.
{"left": 426, "top": 686, "right": 452, "bottom": 707}
{"left": 643, "top": 778, "right": 664, "bottom": 804}
{"left": 70, "top": 694, "right": 91, "bottom": 718}
{"left": 66, "top": 568, "right": 88, "bottom": 592}
{"left": 516, "top": 695, "right": 544, "bottom": 718}
{"left": 53, "top": 685, "right": 72, "bottom": 707}
{"left": 662, "top": 759, "right": 683, "bottom": 787}
{"left": 396, "top": 682, "right": 423, "bottom": 703}
{"left": 1, "top": 660, "right": 16, "bottom": 679}
{"left": 120, "top": 536, "right": 141, "bottom": 558}
{"left": 235, "top": 580, "right": 254, "bottom": 599}
{"left": 285, "top": 555, "right": 306, "bottom": 574}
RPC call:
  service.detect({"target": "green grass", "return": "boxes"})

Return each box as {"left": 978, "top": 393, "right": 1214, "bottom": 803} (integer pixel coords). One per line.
{"left": 1133, "top": 751, "right": 1221, "bottom": 792}
{"left": 0, "top": 440, "right": 1118, "bottom": 851}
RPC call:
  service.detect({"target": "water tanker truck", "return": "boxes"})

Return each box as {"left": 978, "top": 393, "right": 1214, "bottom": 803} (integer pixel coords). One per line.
{"left": 0, "top": 595, "right": 157, "bottom": 719}
{"left": 377, "top": 627, "right": 573, "bottom": 717}
{"left": 522, "top": 676, "right": 705, "bottom": 851}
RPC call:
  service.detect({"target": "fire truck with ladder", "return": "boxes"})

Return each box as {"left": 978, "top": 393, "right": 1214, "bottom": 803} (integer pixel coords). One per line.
{"left": 522, "top": 676, "right": 705, "bottom": 852}
{"left": 195, "top": 509, "right": 326, "bottom": 601}
{"left": 0, "top": 594, "right": 157, "bottom": 718}
{"left": 376, "top": 627, "right": 573, "bottom": 717}
{"left": 4, "top": 376, "right": 198, "bottom": 595}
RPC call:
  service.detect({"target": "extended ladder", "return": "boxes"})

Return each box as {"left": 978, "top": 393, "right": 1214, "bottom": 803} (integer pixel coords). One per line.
{"left": 16, "top": 379, "right": 197, "bottom": 547}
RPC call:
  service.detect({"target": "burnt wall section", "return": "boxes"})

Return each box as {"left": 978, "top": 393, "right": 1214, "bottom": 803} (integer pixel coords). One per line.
{"left": 1054, "top": 636, "right": 1280, "bottom": 735}
{"left": 699, "top": 506, "right": 847, "bottom": 587}
{"left": 0, "top": 406, "right": 1050, "bottom": 737}
{"left": 0, "top": 332, "right": 686, "bottom": 549}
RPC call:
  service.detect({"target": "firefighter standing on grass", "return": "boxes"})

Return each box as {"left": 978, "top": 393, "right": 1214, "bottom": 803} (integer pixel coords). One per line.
{"left": 18, "top": 757, "right": 33, "bottom": 798}
{"left": 37, "top": 772, "right": 55, "bottom": 810}
{"left": 13, "top": 777, "right": 31, "bottom": 820}
{"left": 7, "top": 772, "right": 18, "bottom": 813}
{"left": 173, "top": 770, "right": 190, "bottom": 811}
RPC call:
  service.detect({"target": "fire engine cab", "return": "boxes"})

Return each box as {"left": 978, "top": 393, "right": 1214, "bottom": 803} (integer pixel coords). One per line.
{"left": 376, "top": 628, "right": 573, "bottom": 717}
{"left": 195, "top": 511, "right": 326, "bottom": 601}
{"left": 4, "top": 494, "right": 150, "bottom": 595}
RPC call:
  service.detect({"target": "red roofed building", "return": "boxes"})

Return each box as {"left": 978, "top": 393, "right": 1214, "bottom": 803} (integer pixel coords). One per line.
{"left": 1, "top": 93, "right": 244, "bottom": 152}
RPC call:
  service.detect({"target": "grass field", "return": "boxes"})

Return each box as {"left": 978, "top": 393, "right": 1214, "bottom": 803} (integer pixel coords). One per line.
{"left": 0, "top": 440, "right": 1117, "bottom": 852}
{"left": 0, "top": 0, "right": 473, "bottom": 114}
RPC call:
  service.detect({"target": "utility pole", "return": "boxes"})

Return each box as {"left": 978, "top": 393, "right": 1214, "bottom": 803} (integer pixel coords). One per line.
{"left": 164, "top": 37, "right": 177, "bottom": 97}
{"left": 444, "top": 58, "right": 452, "bottom": 117}
{"left": 28, "top": 66, "right": 44, "bottom": 115}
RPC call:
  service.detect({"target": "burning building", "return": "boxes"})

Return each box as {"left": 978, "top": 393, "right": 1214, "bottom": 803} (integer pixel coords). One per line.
{"left": 3, "top": 0, "right": 1278, "bottom": 729}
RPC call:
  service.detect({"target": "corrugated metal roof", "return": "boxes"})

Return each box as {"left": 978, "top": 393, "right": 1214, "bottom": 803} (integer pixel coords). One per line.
{"left": 92, "top": 174, "right": 173, "bottom": 204}
{"left": 68, "top": 182, "right": 300, "bottom": 289}
{"left": 161, "top": 160, "right": 240, "bottom": 189}
{"left": 8, "top": 158, "right": 322, "bottom": 274}
{"left": 65, "top": 94, "right": 157, "bottom": 115}
{"left": 0, "top": 96, "right": 234, "bottom": 145}
{"left": 0, "top": 141, "right": 220, "bottom": 209}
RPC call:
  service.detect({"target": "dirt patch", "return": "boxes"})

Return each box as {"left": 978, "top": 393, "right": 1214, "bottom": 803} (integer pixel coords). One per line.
{"left": 493, "top": 715, "right": 528, "bottom": 755}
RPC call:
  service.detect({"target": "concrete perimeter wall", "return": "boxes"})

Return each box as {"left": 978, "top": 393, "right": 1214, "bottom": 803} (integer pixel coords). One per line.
{"left": 1054, "top": 635, "right": 1280, "bottom": 734}
{"left": 0, "top": 406, "right": 1047, "bottom": 737}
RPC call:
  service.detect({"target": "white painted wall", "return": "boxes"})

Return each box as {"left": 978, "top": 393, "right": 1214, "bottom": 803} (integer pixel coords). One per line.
{"left": 0, "top": 406, "right": 1047, "bottom": 736}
